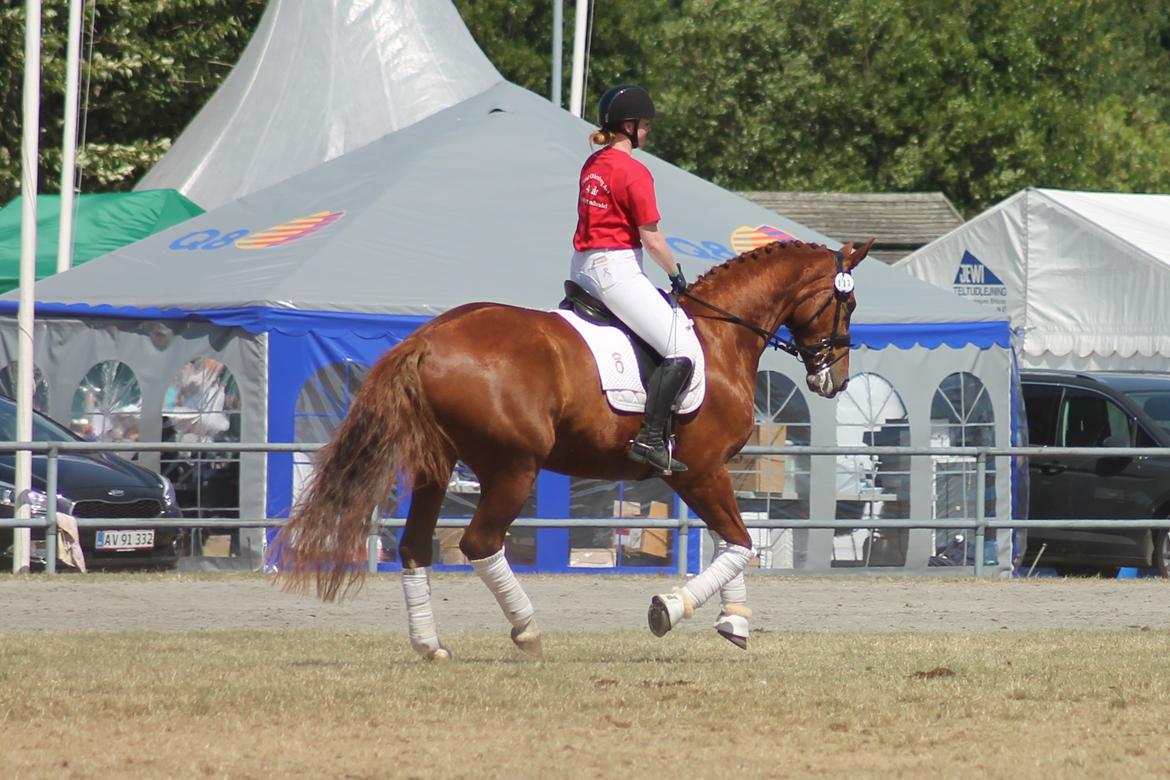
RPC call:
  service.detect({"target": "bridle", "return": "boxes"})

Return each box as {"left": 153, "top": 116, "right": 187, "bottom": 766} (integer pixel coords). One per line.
{"left": 677, "top": 249, "right": 854, "bottom": 373}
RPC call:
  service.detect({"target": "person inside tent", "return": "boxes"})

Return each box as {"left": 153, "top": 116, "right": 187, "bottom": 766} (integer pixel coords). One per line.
{"left": 569, "top": 83, "right": 702, "bottom": 474}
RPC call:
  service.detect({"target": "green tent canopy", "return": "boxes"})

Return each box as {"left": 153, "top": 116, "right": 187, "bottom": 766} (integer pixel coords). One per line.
{"left": 0, "top": 189, "right": 203, "bottom": 293}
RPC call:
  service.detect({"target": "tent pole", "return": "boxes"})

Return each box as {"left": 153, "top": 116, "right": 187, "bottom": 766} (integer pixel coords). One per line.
{"left": 56, "top": 0, "right": 85, "bottom": 274}
{"left": 568, "top": 0, "right": 588, "bottom": 117}
{"left": 551, "top": 0, "right": 563, "bottom": 108}
{"left": 15, "top": 0, "right": 43, "bottom": 573}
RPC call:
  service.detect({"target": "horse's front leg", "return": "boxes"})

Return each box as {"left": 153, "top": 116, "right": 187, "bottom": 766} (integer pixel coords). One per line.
{"left": 709, "top": 531, "right": 752, "bottom": 649}
{"left": 648, "top": 467, "right": 755, "bottom": 646}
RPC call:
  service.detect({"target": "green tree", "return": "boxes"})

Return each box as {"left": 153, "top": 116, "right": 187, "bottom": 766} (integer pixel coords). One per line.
{"left": 0, "top": 0, "right": 264, "bottom": 204}
{"left": 5, "top": 0, "right": 1169, "bottom": 215}
{"left": 457, "top": 0, "right": 1170, "bottom": 215}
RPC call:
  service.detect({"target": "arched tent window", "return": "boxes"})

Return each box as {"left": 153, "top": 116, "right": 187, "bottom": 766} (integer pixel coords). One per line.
{"left": 293, "top": 360, "right": 424, "bottom": 564}
{"left": 290, "top": 360, "right": 536, "bottom": 568}
{"left": 929, "top": 372, "right": 997, "bottom": 567}
{"left": 833, "top": 373, "right": 910, "bottom": 567}
{"left": 294, "top": 360, "right": 369, "bottom": 443}
{"left": 0, "top": 363, "right": 49, "bottom": 412}
{"left": 293, "top": 359, "right": 370, "bottom": 508}
{"left": 161, "top": 358, "right": 242, "bottom": 523}
{"left": 729, "top": 370, "right": 811, "bottom": 569}
{"left": 70, "top": 361, "right": 142, "bottom": 443}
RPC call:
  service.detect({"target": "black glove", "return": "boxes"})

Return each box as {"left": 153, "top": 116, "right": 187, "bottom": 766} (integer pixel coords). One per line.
{"left": 669, "top": 265, "right": 687, "bottom": 296}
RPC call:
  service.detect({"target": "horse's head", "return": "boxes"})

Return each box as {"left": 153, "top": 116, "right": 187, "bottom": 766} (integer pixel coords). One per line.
{"left": 787, "top": 240, "right": 872, "bottom": 398}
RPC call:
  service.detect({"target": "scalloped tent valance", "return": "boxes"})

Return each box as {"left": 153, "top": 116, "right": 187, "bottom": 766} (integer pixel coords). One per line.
{"left": 896, "top": 188, "right": 1170, "bottom": 370}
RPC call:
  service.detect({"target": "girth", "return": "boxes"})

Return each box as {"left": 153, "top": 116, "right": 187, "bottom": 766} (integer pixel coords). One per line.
{"left": 559, "top": 280, "right": 661, "bottom": 389}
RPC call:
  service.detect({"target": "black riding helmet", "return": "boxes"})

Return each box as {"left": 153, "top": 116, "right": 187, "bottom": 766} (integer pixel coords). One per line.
{"left": 597, "top": 84, "right": 663, "bottom": 149}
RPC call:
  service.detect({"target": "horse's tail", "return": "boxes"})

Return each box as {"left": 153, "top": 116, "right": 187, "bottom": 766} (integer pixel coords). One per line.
{"left": 273, "top": 337, "right": 453, "bottom": 601}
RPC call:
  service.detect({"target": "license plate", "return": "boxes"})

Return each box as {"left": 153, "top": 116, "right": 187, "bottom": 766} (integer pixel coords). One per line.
{"left": 95, "top": 530, "right": 155, "bottom": 550}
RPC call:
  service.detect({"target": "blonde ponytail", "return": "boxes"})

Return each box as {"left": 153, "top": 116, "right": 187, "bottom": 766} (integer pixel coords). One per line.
{"left": 589, "top": 127, "right": 615, "bottom": 147}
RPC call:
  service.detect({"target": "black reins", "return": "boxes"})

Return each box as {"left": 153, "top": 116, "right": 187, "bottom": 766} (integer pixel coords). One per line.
{"left": 676, "top": 249, "right": 854, "bottom": 372}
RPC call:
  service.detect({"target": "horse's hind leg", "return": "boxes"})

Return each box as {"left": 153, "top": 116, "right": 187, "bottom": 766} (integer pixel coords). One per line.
{"left": 459, "top": 465, "right": 542, "bottom": 657}
{"left": 399, "top": 472, "right": 452, "bottom": 662}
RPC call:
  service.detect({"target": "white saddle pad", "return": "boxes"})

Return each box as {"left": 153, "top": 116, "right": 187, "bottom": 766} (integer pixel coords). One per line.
{"left": 554, "top": 309, "right": 706, "bottom": 414}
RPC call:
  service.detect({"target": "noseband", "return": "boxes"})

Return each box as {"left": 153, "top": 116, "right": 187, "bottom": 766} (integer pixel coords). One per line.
{"left": 678, "top": 249, "right": 853, "bottom": 373}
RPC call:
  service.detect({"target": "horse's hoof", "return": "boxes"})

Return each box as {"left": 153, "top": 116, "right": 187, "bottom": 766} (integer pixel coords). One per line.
{"left": 413, "top": 638, "right": 451, "bottom": 662}
{"left": 425, "top": 645, "right": 451, "bottom": 663}
{"left": 713, "top": 611, "right": 750, "bottom": 650}
{"left": 648, "top": 592, "right": 685, "bottom": 637}
{"left": 511, "top": 622, "right": 543, "bottom": 657}
{"left": 716, "top": 629, "right": 748, "bottom": 650}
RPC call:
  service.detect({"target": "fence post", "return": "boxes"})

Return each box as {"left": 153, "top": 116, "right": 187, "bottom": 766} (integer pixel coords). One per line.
{"left": 45, "top": 446, "right": 59, "bottom": 575}
{"left": 974, "top": 451, "right": 986, "bottom": 578}
{"left": 676, "top": 500, "right": 689, "bottom": 576}
{"left": 367, "top": 504, "right": 380, "bottom": 574}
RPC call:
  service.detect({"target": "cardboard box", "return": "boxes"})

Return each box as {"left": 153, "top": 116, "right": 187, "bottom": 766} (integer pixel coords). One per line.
{"left": 613, "top": 499, "right": 671, "bottom": 519}
{"left": 637, "top": 528, "right": 670, "bottom": 559}
{"left": 729, "top": 423, "right": 787, "bottom": 494}
{"left": 613, "top": 499, "right": 641, "bottom": 518}
{"left": 435, "top": 528, "right": 468, "bottom": 565}
{"left": 569, "top": 547, "right": 616, "bottom": 567}
{"left": 646, "top": 500, "right": 670, "bottom": 518}
{"left": 613, "top": 500, "right": 672, "bottom": 558}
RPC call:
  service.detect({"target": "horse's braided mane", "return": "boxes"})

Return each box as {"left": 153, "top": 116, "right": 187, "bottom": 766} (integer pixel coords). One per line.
{"left": 690, "top": 239, "right": 826, "bottom": 294}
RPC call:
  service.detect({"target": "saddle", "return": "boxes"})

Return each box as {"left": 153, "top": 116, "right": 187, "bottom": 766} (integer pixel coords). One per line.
{"left": 559, "top": 281, "right": 661, "bottom": 387}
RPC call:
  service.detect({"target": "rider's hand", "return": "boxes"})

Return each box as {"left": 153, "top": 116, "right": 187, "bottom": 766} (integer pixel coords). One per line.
{"left": 669, "top": 265, "right": 687, "bottom": 295}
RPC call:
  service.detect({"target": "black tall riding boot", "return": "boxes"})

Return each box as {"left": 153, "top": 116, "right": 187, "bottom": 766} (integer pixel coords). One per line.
{"left": 628, "top": 357, "right": 694, "bottom": 474}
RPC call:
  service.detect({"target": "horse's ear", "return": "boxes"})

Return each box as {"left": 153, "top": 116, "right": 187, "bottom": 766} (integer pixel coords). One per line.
{"left": 842, "top": 238, "right": 875, "bottom": 270}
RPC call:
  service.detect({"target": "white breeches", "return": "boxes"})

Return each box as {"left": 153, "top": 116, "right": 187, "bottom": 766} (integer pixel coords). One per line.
{"left": 570, "top": 249, "right": 702, "bottom": 362}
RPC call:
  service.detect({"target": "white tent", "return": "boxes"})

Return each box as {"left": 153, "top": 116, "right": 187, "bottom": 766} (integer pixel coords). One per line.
{"left": 135, "top": 0, "right": 501, "bottom": 210}
{"left": 895, "top": 188, "right": 1170, "bottom": 371}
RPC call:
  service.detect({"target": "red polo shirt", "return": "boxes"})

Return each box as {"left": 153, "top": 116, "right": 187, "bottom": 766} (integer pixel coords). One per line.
{"left": 573, "top": 147, "right": 661, "bottom": 251}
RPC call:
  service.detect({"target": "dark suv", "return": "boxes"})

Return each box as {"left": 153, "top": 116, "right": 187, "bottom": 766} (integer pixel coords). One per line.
{"left": 1021, "top": 370, "right": 1170, "bottom": 577}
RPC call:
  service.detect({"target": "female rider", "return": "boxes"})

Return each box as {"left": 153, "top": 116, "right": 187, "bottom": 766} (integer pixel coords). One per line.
{"left": 570, "top": 84, "right": 703, "bottom": 474}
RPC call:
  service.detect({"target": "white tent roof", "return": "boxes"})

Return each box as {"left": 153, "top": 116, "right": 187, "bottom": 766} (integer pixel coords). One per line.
{"left": 135, "top": 0, "right": 501, "bottom": 211}
{"left": 895, "top": 188, "right": 1170, "bottom": 370}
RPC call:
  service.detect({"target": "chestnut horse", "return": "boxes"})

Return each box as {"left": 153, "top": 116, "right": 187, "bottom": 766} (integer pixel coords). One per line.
{"left": 275, "top": 239, "right": 872, "bottom": 658}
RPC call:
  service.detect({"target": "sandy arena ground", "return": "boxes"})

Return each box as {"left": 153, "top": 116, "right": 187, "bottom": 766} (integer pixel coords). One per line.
{"left": 1, "top": 574, "right": 1167, "bottom": 634}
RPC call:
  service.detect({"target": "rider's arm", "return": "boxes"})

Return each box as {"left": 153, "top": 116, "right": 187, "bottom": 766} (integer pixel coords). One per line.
{"left": 639, "top": 222, "right": 680, "bottom": 277}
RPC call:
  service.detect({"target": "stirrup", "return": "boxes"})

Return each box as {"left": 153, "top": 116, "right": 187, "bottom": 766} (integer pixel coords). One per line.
{"left": 628, "top": 437, "right": 688, "bottom": 474}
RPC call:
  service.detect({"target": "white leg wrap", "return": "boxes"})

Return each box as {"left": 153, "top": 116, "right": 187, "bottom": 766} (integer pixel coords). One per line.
{"left": 471, "top": 548, "right": 536, "bottom": 629}
{"left": 401, "top": 567, "right": 448, "bottom": 661}
{"left": 710, "top": 533, "right": 749, "bottom": 608}
{"left": 682, "top": 543, "right": 754, "bottom": 611}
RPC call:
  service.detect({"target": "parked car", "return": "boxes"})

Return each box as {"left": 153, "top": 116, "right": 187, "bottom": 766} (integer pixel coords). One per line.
{"left": 0, "top": 395, "right": 184, "bottom": 570}
{"left": 1020, "top": 370, "right": 1170, "bottom": 577}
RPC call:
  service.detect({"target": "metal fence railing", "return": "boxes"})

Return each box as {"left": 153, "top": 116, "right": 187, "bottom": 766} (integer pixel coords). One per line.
{"left": 4, "top": 441, "right": 1170, "bottom": 577}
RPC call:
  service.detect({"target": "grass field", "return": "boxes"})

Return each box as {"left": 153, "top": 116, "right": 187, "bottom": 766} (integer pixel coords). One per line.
{"left": 2, "top": 628, "right": 1168, "bottom": 778}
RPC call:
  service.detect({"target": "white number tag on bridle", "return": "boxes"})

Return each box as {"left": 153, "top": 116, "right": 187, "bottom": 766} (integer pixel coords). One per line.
{"left": 833, "top": 272, "right": 854, "bottom": 295}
